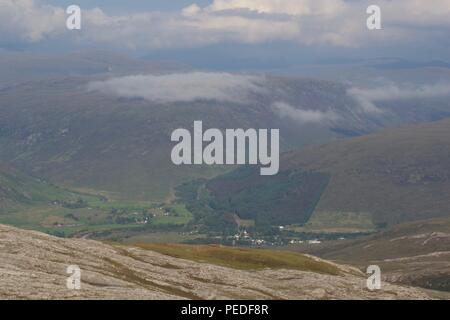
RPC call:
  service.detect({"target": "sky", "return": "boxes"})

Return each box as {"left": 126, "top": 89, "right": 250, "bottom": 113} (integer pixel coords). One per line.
{"left": 1, "top": 0, "right": 450, "bottom": 69}
{"left": 47, "top": 1, "right": 213, "bottom": 13}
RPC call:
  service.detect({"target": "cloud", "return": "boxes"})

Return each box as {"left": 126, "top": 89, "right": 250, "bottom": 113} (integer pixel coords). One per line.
{"left": 1, "top": 0, "right": 449, "bottom": 51}
{"left": 272, "top": 101, "right": 339, "bottom": 124}
{"left": 0, "top": 0, "right": 65, "bottom": 43}
{"left": 182, "top": 4, "right": 202, "bottom": 17}
{"left": 381, "top": 0, "right": 450, "bottom": 27}
{"left": 170, "top": 0, "right": 450, "bottom": 47}
{"left": 87, "top": 72, "right": 266, "bottom": 104}
{"left": 205, "top": 0, "right": 348, "bottom": 16}
{"left": 348, "top": 82, "right": 450, "bottom": 113}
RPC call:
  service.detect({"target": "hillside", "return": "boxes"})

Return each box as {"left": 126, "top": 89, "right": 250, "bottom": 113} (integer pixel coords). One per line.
{"left": 175, "top": 167, "right": 330, "bottom": 233}
{"left": 283, "top": 118, "right": 450, "bottom": 227}
{"left": 0, "top": 164, "right": 94, "bottom": 212}
{"left": 1, "top": 52, "right": 449, "bottom": 201}
{"left": 0, "top": 224, "right": 434, "bottom": 300}
{"left": 184, "top": 119, "right": 450, "bottom": 233}
{"left": 294, "top": 218, "right": 450, "bottom": 292}
{"left": 0, "top": 50, "right": 189, "bottom": 84}
{"left": 0, "top": 163, "right": 199, "bottom": 238}
{"left": 0, "top": 74, "right": 369, "bottom": 201}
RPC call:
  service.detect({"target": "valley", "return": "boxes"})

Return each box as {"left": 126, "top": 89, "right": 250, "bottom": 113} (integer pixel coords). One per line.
{"left": 2, "top": 116, "right": 450, "bottom": 248}
{"left": 1, "top": 0, "right": 450, "bottom": 303}
{"left": 0, "top": 51, "right": 449, "bottom": 298}
{"left": 1, "top": 52, "right": 449, "bottom": 202}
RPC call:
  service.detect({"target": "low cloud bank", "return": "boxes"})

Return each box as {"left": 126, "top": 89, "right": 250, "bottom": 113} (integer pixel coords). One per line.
{"left": 348, "top": 82, "right": 450, "bottom": 113}
{"left": 87, "top": 72, "right": 266, "bottom": 104}
{"left": 272, "top": 101, "right": 339, "bottom": 124}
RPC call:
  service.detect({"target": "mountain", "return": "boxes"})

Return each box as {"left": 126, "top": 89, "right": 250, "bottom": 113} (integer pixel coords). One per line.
{"left": 282, "top": 118, "right": 450, "bottom": 227}
{"left": 0, "top": 223, "right": 435, "bottom": 300}
{"left": 0, "top": 49, "right": 189, "bottom": 84}
{"left": 1, "top": 53, "right": 449, "bottom": 201}
{"left": 296, "top": 217, "right": 450, "bottom": 292}
{"left": 0, "top": 73, "right": 376, "bottom": 201}
{"left": 273, "top": 57, "right": 450, "bottom": 86}
{"left": 183, "top": 119, "right": 450, "bottom": 231}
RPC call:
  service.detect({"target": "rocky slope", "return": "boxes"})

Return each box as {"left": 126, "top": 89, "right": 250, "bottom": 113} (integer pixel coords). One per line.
{"left": 0, "top": 224, "right": 433, "bottom": 300}
{"left": 297, "top": 218, "right": 450, "bottom": 292}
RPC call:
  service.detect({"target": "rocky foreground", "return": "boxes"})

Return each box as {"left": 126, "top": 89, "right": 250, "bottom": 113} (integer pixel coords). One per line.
{"left": 0, "top": 224, "right": 432, "bottom": 300}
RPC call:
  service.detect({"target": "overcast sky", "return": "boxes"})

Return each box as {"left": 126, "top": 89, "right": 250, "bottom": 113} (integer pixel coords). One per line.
{"left": 47, "top": 0, "right": 213, "bottom": 13}
{"left": 1, "top": 0, "right": 449, "bottom": 68}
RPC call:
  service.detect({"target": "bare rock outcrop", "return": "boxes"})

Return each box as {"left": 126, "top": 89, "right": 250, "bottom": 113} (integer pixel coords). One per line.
{"left": 0, "top": 224, "right": 431, "bottom": 300}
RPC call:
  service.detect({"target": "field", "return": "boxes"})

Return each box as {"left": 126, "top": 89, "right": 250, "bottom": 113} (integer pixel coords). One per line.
{"left": 0, "top": 181, "right": 196, "bottom": 238}
{"left": 286, "top": 210, "right": 377, "bottom": 234}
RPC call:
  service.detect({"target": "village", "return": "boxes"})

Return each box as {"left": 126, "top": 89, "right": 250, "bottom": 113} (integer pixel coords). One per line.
{"left": 226, "top": 228, "right": 325, "bottom": 247}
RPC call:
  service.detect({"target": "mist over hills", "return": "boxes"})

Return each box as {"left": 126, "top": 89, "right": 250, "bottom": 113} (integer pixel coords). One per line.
{"left": 1, "top": 51, "right": 449, "bottom": 201}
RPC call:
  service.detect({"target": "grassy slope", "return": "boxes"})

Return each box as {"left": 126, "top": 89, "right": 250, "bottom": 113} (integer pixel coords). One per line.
{"left": 0, "top": 164, "right": 95, "bottom": 211}
{"left": 0, "top": 164, "right": 196, "bottom": 237}
{"left": 0, "top": 164, "right": 108, "bottom": 233}
{"left": 290, "top": 210, "right": 376, "bottom": 234}
{"left": 132, "top": 243, "right": 342, "bottom": 275}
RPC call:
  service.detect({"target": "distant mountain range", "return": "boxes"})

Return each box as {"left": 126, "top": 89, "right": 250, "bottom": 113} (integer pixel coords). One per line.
{"left": 1, "top": 51, "right": 449, "bottom": 201}
{"left": 0, "top": 49, "right": 189, "bottom": 84}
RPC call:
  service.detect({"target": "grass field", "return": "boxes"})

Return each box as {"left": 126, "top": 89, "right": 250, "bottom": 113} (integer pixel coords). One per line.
{"left": 286, "top": 210, "right": 377, "bottom": 234}
{"left": 151, "top": 204, "right": 193, "bottom": 226}
{"left": 0, "top": 188, "right": 195, "bottom": 238}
